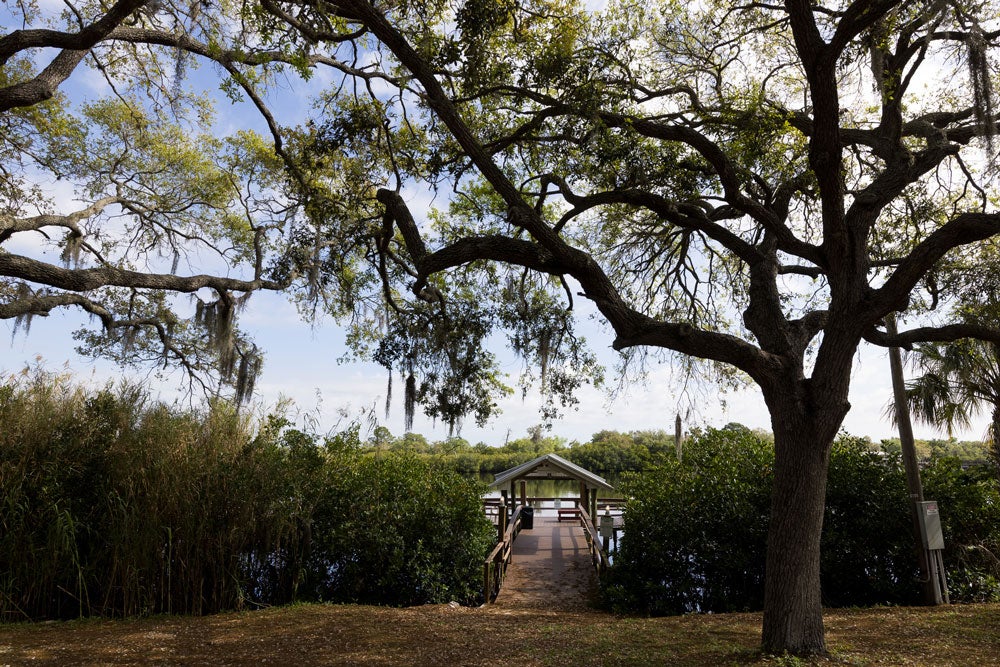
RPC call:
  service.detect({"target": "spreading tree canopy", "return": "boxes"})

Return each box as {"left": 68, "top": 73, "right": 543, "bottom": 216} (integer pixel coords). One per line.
{"left": 5, "top": 0, "right": 1000, "bottom": 655}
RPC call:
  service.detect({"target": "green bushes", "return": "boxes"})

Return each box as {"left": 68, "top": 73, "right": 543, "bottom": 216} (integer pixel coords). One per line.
{"left": 0, "top": 372, "right": 494, "bottom": 621}
{"left": 604, "top": 426, "right": 772, "bottom": 614}
{"left": 820, "top": 436, "right": 914, "bottom": 607}
{"left": 605, "top": 427, "right": 1000, "bottom": 614}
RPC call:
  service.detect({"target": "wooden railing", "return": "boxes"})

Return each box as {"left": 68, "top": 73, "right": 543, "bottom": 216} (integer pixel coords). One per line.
{"left": 577, "top": 506, "right": 611, "bottom": 575}
{"left": 482, "top": 505, "right": 523, "bottom": 603}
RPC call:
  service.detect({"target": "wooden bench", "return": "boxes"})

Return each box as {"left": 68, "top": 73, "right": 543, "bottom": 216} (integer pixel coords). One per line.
{"left": 557, "top": 508, "right": 581, "bottom": 522}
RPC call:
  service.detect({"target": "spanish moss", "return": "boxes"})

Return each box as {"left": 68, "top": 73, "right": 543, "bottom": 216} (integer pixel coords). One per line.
{"left": 538, "top": 328, "right": 551, "bottom": 387}
{"left": 60, "top": 232, "right": 84, "bottom": 269}
{"left": 385, "top": 371, "right": 392, "bottom": 420}
{"left": 967, "top": 23, "right": 997, "bottom": 165}
{"left": 10, "top": 283, "right": 33, "bottom": 340}
{"left": 195, "top": 297, "right": 236, "bottom": 377}
{"left": 404, "top": 372, "right": 416, "bottom": 432}
{"left": 234, "top": 346, "right": 262, "bottom": 406}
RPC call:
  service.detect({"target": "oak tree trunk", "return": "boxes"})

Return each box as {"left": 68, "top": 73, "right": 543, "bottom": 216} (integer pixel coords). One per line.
{"left": 760, "top": 386, "right": 847, "bottom": 655}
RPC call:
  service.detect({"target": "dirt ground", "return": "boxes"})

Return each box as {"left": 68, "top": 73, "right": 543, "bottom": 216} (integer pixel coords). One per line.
{"left": 1, "top": 604, "right": 603, "bottom": 667}
{"left": 1, "top": 602, "right": 999, "bottom": 666}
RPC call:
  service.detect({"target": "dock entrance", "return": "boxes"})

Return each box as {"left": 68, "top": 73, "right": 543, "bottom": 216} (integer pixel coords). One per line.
{"left": 482, "top": 454, "right": 621, "bottom": 606}
{"left": 492, "top": 515, "right": 597, "bottom": 609}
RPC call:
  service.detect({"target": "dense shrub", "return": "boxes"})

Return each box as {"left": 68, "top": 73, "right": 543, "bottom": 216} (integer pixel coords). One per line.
{"left": 0, "top": 372, "right": 494, "bottom": 621}
{"left": 603, "top": 426, "right": 772, "bottom": 614}
{"left": 604, "top": 428, "right": 999, "bottom": 614}
{"left": 313, "top": 450, "right": 497, "bottom": 606}
{"left": 821, "top": 436, "right": 915, "bottom": 607}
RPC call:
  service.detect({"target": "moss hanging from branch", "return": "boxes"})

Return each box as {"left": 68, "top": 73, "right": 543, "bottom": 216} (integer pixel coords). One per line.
{"left": 59, "top": 232, "right": 84, "bottom": 269}
{"left": 193, "top": 292, "right": 259, "bottom": 404}
{"left": 967, "top": 23, "right": 997, "bottom": 164}
{"left": 404, "top": 371, "right": 416, "bottom": 432}
{"left": 234, "top": 345, "right": 262, "bottom": 406}
{"left": 195, "top": 296, "right": 235, "bottom": 375}
{"left": 384, "top": 370, "right": 392, "bottom": 420}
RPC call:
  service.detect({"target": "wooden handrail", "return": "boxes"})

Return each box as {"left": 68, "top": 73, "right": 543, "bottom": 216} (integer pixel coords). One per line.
{"left": 482, "top": 505, "right": 523, "bottom": 603}
{"left": 577, "top": 506, "right": 611, "bottom": 575}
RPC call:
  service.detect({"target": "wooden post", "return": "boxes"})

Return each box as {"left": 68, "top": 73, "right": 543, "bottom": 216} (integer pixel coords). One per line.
{"left": 887, "top": 314, "right": 942, "bottom": 605}
{"left": 498, "top": 498, "right": 507, "bottom": 542}
{"left": 675, "top": 413, "right": 683, "bottom": 462}
{"left": 519, "top": 480, "right": 527, "bottom": 508}
{"left": 578, "top": 480, "right": 586, "bottom": 509}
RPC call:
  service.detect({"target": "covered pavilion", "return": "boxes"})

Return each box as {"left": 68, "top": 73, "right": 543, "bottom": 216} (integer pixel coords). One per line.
{"left": 488, "top": 452, "right": 614, "bottom": 519}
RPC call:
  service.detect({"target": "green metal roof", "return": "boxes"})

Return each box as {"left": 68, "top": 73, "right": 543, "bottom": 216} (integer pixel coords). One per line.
{"left": 488, "top": 453, "right": 614, "bottom": 490}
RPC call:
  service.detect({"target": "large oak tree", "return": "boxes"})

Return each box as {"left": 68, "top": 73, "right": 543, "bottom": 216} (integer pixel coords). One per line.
{"left": 5, "top": 0, "right": 1000, "bottom": 656}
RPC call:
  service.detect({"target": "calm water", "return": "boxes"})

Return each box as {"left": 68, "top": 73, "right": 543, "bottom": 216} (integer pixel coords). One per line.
{"left": 479, "top": 476, "right": 620, "bottom": 502}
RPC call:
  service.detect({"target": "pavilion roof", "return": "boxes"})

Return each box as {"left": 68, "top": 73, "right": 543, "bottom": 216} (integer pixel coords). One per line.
{"left": 488, "top": 452, "right": 614, "bottom": 490}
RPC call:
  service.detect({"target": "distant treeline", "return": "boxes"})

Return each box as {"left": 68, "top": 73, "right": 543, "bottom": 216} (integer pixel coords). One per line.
{"left": 366, "top": 425, "right": 685, "bottom": 476}
{"left": 366, "top": 424, "right": 993, "bottom": 477}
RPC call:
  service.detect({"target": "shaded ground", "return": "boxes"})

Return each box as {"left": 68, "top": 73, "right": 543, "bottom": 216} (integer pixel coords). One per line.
{"left": 493, "top": 516, "right": 597, "bottom": 610}
{"left": 1, "top": 603, "right": 999, "bottom": 666}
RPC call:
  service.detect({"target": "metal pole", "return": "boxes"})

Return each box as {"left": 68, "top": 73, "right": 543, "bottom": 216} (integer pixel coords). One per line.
{"left": 936, "top": 551, "right": 950, "bottom": 603}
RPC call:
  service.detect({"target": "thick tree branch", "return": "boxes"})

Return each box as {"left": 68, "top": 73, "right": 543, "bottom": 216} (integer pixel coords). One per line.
{"left": 0, "top": 0, "right": 146, "bottom": 63}
{"left": 545, "top": 176, "right": 762, "bottom": 265}
{"left": 865, "top": 322, "right": 1000, "bottom": 349}
{"left": 830, "top": 0, "right": 906, "bottom": 54}
{"left": 845, "top": 143, "right": 962, "bottom": 236}
{"left": 592, "top": 112, "right": 821, "bottom": 265}
{"left": 870, "top": 212, "right": 1000, "bottom": 317}
{"left": 0, "top": 291, "right": 110, "bottom": 320}
{"left": 375, "top": 185, "right": 780, "bottom": 382}
{"left": 0, "top": 254, "right": 291, "bottom": 294}
{"left": 0, "top": 0, "right": 148, "bottom": 111}
{"left": 0, "top": 197, "right": 120, "bottom": 243}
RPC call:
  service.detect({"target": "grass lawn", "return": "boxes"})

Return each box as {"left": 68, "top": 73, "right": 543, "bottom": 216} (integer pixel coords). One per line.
{"left": 0, "top": 602, "right": 998, "bottom": 666}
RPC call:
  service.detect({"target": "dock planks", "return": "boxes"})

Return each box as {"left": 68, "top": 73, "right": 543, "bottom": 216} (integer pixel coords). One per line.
{"left": 491, "top": 515, "right": 597, "bottom": 610}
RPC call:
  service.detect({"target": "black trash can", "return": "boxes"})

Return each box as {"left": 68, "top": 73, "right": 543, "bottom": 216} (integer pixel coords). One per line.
{"left": 520, "top": 506, "right": 534, "bottom": 530}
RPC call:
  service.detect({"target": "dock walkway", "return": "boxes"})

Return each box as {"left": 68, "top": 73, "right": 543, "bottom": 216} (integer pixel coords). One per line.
{"left": 492, "top": 515, "right": 597, "bottom": 610}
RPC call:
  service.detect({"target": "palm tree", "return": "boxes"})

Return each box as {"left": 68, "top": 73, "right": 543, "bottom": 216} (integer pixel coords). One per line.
{"left": 905, "top": 339, "right": 1000, "bottom": 474}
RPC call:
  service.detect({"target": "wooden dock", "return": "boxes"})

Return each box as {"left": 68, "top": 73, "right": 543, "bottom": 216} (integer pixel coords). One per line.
{"left": 491, "top": 515, "right": 597, "bottom": 610}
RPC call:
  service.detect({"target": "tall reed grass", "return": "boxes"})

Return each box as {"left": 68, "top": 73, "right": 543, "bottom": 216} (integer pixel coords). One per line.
{"left": 0, "top": 369, "right": 494, "bottom": 621}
